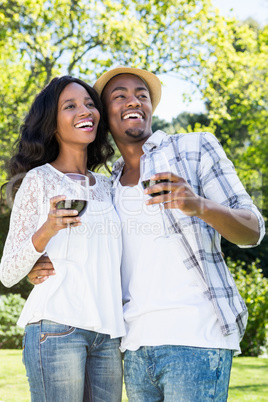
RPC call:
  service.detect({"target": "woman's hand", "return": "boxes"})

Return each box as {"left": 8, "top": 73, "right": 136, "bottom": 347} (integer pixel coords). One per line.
{"left": 32, "top": 195, "right": 82, "bottom": 253}
{"left": 43, "top": 195, "right": 82, "bottom": 237}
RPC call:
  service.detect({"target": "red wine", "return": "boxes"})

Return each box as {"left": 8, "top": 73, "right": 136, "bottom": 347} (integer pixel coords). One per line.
{"left": 56, "top": 199, "right": 88, "bottom": 216}
{"left": 141, "top": 179, "right": 171, "bottom": 197}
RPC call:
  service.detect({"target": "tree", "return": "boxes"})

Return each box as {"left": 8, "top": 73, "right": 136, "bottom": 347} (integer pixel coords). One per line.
{"left": 152, "top": 116, "right": 171, "bottom": 134}
{"left": 152, "top": 112, "right": 211, "bottom": 135}
{"left": 0, "top": 0, "right": 238, "bottom": 184}
{"left": 198, "top": 21, "right": 268, "bottom": 221}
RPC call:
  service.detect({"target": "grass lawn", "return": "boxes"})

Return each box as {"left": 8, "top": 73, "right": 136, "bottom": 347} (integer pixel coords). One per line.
{"left": 0, "top": 350, "right": 29, "bottom": 402}
{"left": 228, "top": 357, "right": 268, "bottom": 401}
{"left": 0, "top": 350, "right": 267, "bottom": 401}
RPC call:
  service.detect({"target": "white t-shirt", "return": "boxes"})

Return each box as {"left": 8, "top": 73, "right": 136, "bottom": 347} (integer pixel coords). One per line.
{"left": 0, "top": 164, "right": 125, "bottom": 338}
{"left": 114, "top": 181, "right": 240, "bottom": 352}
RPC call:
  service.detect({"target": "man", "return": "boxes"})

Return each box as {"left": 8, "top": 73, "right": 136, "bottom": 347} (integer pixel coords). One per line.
{"left": 30, "top": 66, "right": 265, "bottom": 401}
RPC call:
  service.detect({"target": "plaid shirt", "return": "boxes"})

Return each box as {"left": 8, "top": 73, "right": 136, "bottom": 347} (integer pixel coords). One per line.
{"left": 111, "top": 130, "right": 265, "bottom": 341}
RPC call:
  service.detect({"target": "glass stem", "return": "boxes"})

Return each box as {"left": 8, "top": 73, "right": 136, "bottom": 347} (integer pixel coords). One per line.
{"left": 159, "top": 203, "right": 169, "bottom": 238}
{"left": 65, "top": 223, "right": 71, "bottom": 259}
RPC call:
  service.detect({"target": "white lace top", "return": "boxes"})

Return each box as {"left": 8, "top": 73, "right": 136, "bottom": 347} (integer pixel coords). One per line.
{"left": 0, "top": 164, "right": 125, "bottom": 337}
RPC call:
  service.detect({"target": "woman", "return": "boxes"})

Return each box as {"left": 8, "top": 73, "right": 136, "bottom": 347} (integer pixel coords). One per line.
{"left": 0, "top": 76, "right": 125, "bottom": 401}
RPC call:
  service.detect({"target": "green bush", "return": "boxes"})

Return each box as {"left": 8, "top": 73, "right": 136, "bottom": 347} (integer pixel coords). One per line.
{"left": 228, "top": 258, "right": 268, "bottom": 356}
{"left": 0, "top": 293, "right": 25, "bottom": 348}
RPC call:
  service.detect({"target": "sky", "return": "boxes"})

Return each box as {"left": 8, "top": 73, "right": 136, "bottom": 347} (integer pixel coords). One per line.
{"left": 155, "top": 0, "right": 268, "bottom": 121}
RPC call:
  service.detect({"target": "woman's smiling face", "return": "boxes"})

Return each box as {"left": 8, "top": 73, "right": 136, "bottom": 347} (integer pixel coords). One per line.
{"left": 56, "top": 82, "right": 100, "bottom": 148}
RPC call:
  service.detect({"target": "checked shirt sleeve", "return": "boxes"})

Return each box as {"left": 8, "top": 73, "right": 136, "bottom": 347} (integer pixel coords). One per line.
{"left": 0, "top": 170, "right": 44, "bottom": 287}
{"left": 199, "top": 132, "right": 265, "bottom": 247}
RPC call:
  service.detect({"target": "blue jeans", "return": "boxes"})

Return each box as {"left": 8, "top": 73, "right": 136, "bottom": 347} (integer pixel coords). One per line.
{"left": 23, "top": 320, "right": 122, "bottom": 402}
{"left": 124, "top": 345, "right": 233, "bottom": 402}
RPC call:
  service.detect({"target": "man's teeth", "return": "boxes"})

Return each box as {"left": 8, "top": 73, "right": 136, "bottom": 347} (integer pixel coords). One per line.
{"left": 123, "top": 113, "right": 143, "bottom": 120}
{"left": 75, "top": 121, "right": 93, "bottom": 128}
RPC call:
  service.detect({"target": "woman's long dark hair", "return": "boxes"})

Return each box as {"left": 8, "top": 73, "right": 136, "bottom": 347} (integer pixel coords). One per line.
{"left": 8, "top": 75, "right": 114, "bottom": 181}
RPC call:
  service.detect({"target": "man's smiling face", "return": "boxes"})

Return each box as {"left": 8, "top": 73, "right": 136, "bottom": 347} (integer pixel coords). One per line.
{"left": 102, "top": 73, "right": 153, "bottom": 146}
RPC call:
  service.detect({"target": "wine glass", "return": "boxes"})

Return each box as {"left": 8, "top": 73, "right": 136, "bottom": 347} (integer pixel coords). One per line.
{"left": 56, "top": 173, "right": 89, "bottom": 259}
{"left": 140, "top": 150, "right": 172, "bottom": 239}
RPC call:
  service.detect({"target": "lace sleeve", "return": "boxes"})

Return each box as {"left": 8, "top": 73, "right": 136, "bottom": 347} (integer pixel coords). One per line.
{"left": 0, "top": 170, "right": 44, "bottom": 287}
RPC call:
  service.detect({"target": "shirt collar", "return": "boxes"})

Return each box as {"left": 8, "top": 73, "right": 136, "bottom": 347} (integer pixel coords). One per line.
{"left": 112, "top": 130, "right": 168, "bottom": 177}
{"left": 142, "top": 130, "right": 167, "bottom": 153}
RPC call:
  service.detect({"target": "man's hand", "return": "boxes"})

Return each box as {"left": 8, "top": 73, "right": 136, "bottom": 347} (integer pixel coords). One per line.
{"left": 144, "top": 172, "right": 260, "bottom": 245}
{"left": 28, "top": 255, "right": 55, "bottom": 285}
{"left": 144, "top": 172, "right": 205, "bottom": 217}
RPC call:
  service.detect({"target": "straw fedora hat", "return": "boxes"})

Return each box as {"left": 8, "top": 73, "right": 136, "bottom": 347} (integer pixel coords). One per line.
{"left": 93, "top": 66, "right": 162, "bottom": 114}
